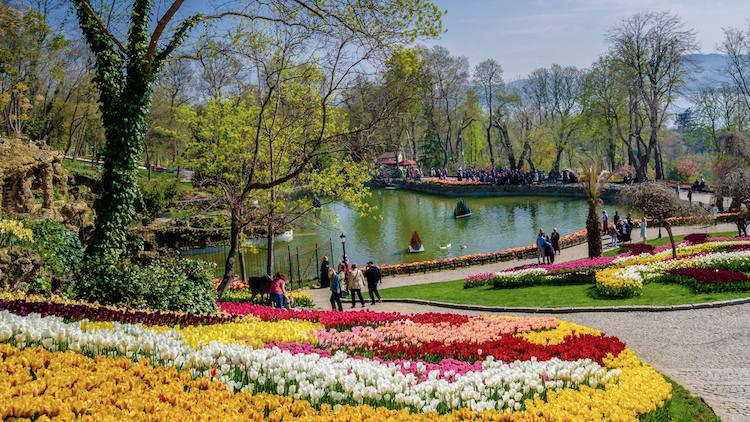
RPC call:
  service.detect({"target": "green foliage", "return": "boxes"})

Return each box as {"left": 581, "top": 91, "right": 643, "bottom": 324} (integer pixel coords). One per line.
{"left": 136, "top": 178, "right": 182, "bottom": 219}
{"left": 28, "top": 275, "right": 51, "bottom": 295}
{"left": 29, "top": 219, "right": 85, "bottom": 277}
{"left": 594, "top": 283, "right": 642, "bottom": 299}
{"left": 74, "top": 255, "right": 218, "bottom": 314}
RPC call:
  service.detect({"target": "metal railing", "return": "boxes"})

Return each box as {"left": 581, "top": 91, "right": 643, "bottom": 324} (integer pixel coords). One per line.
{"left": 146, "top": 229, "right": 334, "bottom": 289}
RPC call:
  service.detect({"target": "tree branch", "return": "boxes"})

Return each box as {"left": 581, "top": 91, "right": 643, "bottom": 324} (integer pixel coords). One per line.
{"left": 73, "top": 0, "right": 126, "bottom": 54}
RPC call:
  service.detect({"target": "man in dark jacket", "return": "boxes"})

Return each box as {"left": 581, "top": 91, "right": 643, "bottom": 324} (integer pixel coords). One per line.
{"left": 319, "top": 256, "right": 330, "bottom": 288}
{"left": 364, "top": 261, "right": 382, "bottom": 305}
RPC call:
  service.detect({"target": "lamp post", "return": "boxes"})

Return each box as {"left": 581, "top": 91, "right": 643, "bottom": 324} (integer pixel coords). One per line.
{"left": 340, "top": 233, "right": 347, "bottom": 262}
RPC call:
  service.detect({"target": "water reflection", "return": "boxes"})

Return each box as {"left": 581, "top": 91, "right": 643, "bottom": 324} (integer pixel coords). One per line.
{"left": 191, "top": 189, "right": 623, "bottom": 268}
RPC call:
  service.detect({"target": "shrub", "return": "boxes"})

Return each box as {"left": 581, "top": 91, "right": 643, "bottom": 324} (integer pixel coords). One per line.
{"left": 74, "top": 256, "right": 218, "bottom": 314}
{"left": 29, "top": 219, "right": 84, "bottom": 277}
{"left": 136, "top": 178, "right": 182, "bottom": 219}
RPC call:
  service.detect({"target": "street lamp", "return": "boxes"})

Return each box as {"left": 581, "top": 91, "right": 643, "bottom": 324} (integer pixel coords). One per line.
{"left": 340, "top": 233, "right": 347, "bottom": 261}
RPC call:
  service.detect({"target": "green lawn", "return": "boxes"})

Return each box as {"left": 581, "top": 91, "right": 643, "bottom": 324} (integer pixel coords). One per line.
{"left": 379, "top": 279, "right": 750, "bottom": 307}
{"left": 379, "top": 230, "right": 750, "bottom": 308}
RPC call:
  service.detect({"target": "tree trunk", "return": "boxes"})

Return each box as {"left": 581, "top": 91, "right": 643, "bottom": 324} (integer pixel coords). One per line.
{"left": 586, "top": 199, "right": 603, "bottom": 258}
{"left": 485, "top": 125, "right": 495, "bottom": 169}
{"left": 664, "top": 219, "right": 677, "bottom": 259}
{"left": 495, "top": 122, "right": 516, "bottom": 170}
{"left": 216, "top": 209, "right": 241, "bottom": 300}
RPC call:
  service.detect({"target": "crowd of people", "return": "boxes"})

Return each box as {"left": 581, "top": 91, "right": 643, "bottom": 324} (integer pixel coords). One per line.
{"left": 428, "top": 166, "right": 579, "bottom": 185}
{"left": 319, "top": 255, "right": 383, "bottom": 311}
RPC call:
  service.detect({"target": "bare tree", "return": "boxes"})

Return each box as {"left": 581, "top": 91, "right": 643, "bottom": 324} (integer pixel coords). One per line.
{"left": 717, "top": 22, "right": 750, "bottom": 114}
{"left": 618, "top": 183, "right": 702, "bottom": 258}
{"left": 422, "top": 46, "right": 469, "bottom": 168}
{"left": 473, "top": 59, "right": 504, "bottom": 168}
{"left": 524, "top": 64, "right": 582, "bottom": 172}
{"left": 606, "top": 12, "right": 699, "bottom": 181}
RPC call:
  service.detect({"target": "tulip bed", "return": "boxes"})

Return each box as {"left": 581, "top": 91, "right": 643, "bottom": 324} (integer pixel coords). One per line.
{"left": 0, "top": 293, "right": 673, "bottom": 421}
{"left": 381, "top": 230, "right": 588, "bottom": 276}
{"left": 467, "top": 236, "right": 750, "bottom": 300}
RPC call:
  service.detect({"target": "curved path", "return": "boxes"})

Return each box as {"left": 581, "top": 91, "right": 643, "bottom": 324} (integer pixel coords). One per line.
{"left": 306, "top": 222, "right": 749, "bottom": 421}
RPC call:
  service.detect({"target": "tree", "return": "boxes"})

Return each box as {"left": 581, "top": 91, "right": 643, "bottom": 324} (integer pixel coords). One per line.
{"left": 72, "top": 0, "right": 442, "bottom": 260}
{"left": 716, "top": 22, "right": 750, "bottom": 114}
{"left": 523, "top": 64, "right": 582, "bottom": 172}
{"left": 472, "top": 59, "right": 503, "bottom": 168}
{"left": 618, "top": 183, "right": 699, "bottom": 259}
{"left": 568, "top": 155, "right": 617, "bottom": 258}
{"left": 0, "top": 3, "right": 69, "bottom": 140}
{"left": 422, "top": 46, "right": 469, "bottom": 168}
{"left": 174, "top": 8, "right": 441, "bottom": 299}
{"left": 717, "top": 168, "right": 750, "bottom": 212}
{"left": 605, "top": 12, "right": 699, "bottom": 181}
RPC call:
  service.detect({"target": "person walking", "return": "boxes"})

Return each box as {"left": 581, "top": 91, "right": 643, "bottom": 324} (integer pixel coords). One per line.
{"left": 602, "top": 210, "right": 609, "bottom": 235}
{"left": 544, "top": 236, "right": 555, "bottom": 264}
{"left": 268, "top": 272, "right": 287, "bottom": 309}
{"left": 329, "top": 268, "right": 343, "bottom": 311}
{"left": 319, "top": 256, "right": 330, "bottom": 288}
{"left": 347, "top": 263, "right": 367, "bottom": 308}
{"left": 364, "top": 261, "right": 383, "bottom": 305}
{"left": 609, "top": 224, "right": 618, "bottom": 247}
{"left": 640, "top": 218, "right": 648, "bottom": 243}
{"left": 710, "top": 204, "right": 719, "bottom": 226}
{"left": 736, "top": 215, "right": 748, "bottom": 237}
{"left": 687, "top": 188, "right": 693, "bottom": 204}
{"left": 536, "top": 230, "right": 546, "bottom": 264}
{"left": 550, "top": 228, "right": 561, "bottom": 255}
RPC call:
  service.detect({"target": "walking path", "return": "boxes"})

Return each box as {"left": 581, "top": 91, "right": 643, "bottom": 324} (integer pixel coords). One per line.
{"left": 306, "top": 221, "right": 749, "bottom": 421}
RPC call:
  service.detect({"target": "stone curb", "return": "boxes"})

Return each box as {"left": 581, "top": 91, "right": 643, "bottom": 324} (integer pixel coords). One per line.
{"left": 379, "top": 297, "right": 750, "bottom": 313}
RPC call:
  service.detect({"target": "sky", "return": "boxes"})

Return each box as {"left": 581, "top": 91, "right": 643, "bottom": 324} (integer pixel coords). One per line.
{"left": 426, "top": 0, "right": 749, "bottom": 81}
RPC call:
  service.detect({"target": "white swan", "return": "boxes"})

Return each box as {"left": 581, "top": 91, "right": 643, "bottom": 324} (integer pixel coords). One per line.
{"left": 439, "top": 243, "right": 451, "bottom": 250}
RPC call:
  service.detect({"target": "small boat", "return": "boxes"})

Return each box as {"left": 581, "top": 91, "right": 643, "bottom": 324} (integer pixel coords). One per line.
{"left": 246, "top": 229, "right": 294, "bottom": 245}
{"left": 454, "top": 198, "right": 472, "bottom": 218}
{"left": 409, "top": 231, "right": 424, "bottom": 253}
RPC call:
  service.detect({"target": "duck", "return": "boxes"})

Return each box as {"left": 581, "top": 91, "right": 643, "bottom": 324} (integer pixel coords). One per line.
{"left": 460, "top": 245, "right": 467, "bottom": 249}
{"left": 439, "top": 243, "right": 451, "bottom": 250}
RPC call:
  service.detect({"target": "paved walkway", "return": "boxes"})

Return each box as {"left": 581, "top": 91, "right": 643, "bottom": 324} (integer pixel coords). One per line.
{"left": 306, "top": 222, "right": 749, "bottom": 421}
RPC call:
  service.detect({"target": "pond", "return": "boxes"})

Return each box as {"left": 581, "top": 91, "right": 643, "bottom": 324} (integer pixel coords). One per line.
{"left": 183, "top": 189, "right": 628, "bottom": 278}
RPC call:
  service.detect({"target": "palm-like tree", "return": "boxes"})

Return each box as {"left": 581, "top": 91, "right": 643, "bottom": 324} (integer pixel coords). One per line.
{"left": 569, "top": 155, "right": 618, "bottom": 258}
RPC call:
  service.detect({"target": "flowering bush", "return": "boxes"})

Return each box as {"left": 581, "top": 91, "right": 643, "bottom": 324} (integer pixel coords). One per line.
{"left": 463, "top": 273, "right": 494, "bottom": 289}
{"left": 683, "top": 233, "right": 710, "bottom": 245}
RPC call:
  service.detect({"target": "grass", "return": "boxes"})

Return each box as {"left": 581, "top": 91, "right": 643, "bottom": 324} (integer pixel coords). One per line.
{"left": 378, "top": 279, "right": 750, "bottom": 307}
{"left": 664, "top": 376, "right": 721, "bottom": 422}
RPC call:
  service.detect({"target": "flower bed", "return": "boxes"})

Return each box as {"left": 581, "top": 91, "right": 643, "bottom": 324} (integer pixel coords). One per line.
{"left": 383, "top": 230, "right": 588, "bottom": 276}
{"left": 463, "top": 236, "right": 750, "bottom": 299}
{"left": 0, "top": 296, "right": 672, "bottom": 421}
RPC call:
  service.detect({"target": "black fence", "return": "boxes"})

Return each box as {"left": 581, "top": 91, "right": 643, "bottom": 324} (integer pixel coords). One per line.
{"left": 169, "top": 234, "right": 334, "bottom": 289}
